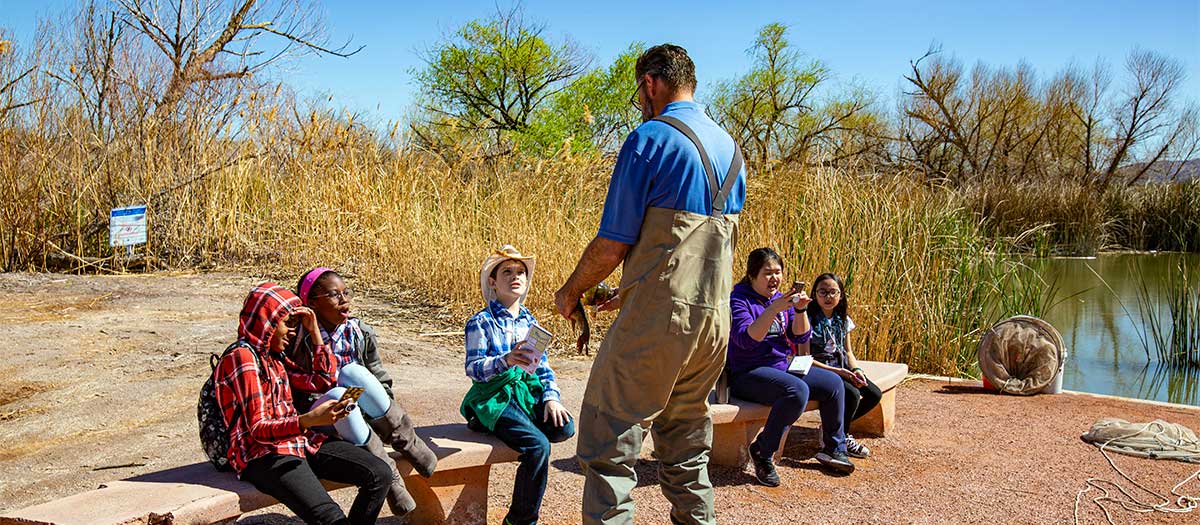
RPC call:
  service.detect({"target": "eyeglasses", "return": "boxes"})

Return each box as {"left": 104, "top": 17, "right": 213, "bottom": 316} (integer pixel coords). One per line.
{"left": 816, "top": 290, "right": 842, "bottom": 298}
{"left": 315, "top": 289, "right": 353, "bottom": 302}
{"left": 629, "top": 78, "right": 645, "bottom": 111}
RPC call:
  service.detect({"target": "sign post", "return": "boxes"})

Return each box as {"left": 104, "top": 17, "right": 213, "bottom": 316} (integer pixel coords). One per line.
{"left": 109, "top": 205, "right": 148, "bottom": 258}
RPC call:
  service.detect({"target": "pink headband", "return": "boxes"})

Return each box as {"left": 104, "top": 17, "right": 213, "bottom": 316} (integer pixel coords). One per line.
{"left": 299, "top": 267, "right": 333, "bottom": 305}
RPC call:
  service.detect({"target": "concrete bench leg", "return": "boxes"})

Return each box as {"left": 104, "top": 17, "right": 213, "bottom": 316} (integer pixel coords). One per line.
{"left": 402, "top": 465, "right": 491, "bottom": 525}
{"left": 769, "top": 422, "right": 822, "bottom": 462}
{"left": 711, "top": 421, "right": 764, "bottom": 467}
{"left": 849, "top": 387, "right": 896, "bottom": 438}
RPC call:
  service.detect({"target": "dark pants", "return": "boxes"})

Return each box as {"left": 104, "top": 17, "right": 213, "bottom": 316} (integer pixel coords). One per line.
{"left": 728, "top": 366, "right": 846, "bottom": 456}
{"left": 241, "top": 439, "right": 391, "bottom": 525}
{"left": 843, "top": 376, "right": 883, "bottom": 430}
{"left": 489, "top": 399, "right": 576, "bottom": 525}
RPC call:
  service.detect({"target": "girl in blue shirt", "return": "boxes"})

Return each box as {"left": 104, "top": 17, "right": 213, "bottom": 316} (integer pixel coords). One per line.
{"left": 806, "top": 273, "right": 882, "bottom": 459}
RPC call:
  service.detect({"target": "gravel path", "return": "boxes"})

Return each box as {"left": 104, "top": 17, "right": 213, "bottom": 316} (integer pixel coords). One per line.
{"left": 1, "top": 272, "right": 1197, "bottom": 524}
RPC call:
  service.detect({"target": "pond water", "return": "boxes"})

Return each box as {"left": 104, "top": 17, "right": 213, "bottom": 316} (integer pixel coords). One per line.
{"left": 1035, "top": 253, "right": 1199, "bottom": 406}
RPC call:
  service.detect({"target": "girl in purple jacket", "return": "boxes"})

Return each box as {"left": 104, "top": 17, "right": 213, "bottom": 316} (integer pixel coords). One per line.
{"left": 728, "top": 248, "right": 855, "bottom": 485}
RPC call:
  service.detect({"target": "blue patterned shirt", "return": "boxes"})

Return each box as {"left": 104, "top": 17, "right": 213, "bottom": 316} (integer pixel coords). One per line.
{"left": 321, "top": 318, "right": 361, "bottom": 368}
{"left": 464, "top": 300, "right": 562, "bottom": 403}
{"left": 807, "top": 310, "right": 856, "bottom": 370}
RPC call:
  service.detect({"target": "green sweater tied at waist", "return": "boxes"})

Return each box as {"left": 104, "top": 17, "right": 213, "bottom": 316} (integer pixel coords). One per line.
{"left": 460, "top": 367, "right": 543, "bottom": 431}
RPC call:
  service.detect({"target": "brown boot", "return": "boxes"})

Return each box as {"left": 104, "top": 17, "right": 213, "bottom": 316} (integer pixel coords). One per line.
{"left": 369, "top": 403, "right": 438, "bottom": 478}
{"left": 363, "top": 431, "right": 416, "bottom": 517}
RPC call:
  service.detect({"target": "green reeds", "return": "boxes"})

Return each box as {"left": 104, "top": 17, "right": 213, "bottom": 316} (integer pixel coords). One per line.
{"left": 964, "top": 180, "right": 1200, "bottom": 256}
{"left": 1136, "top": 262, "right": 1200, "bottom": 366}
{"left": 1133, "top": 363, "right": 1200, "bottom": 406}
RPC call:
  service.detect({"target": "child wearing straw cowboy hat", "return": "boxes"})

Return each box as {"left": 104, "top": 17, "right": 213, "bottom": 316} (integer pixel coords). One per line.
{"left": 461, "top": 244, "right": 575, "bottom": 525}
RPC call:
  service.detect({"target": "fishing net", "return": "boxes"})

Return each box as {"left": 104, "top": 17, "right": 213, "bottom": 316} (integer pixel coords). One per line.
{"left": 977, "top": 315, "right": 1065, "bottom": 395}
{"left": 1082, "top": 418, "right": 1200, "bottom": 463}
{"left": 1075, "top": 418, "right": 1200, "bottom": 524}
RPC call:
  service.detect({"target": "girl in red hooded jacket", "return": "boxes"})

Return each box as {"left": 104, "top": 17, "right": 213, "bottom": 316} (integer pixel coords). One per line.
{"left": 213, "top": 282, "right": 392, "bottom": 525}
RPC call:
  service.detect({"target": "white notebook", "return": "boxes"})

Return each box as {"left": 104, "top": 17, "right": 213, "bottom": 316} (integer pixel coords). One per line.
{"left": 788, "top": 355, "right": 814, "bottom": 375}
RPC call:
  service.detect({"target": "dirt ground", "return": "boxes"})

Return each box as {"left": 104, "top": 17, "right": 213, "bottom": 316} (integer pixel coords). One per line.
{"left": 1, "top": 272, "right": 1198, "bottom": 525}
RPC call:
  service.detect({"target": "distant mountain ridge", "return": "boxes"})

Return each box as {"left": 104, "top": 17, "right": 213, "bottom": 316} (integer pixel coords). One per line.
{"left": 1126, "top": 159, "right": 1200, "bottom": 183}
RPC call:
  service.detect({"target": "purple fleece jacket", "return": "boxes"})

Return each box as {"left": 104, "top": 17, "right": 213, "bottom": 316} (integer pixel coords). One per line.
{"left": 727, "top": 281, "right": 806, "bottom": 375}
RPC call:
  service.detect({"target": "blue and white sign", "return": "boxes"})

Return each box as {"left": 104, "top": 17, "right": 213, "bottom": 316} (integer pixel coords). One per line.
{"left": 109, "top": 205, "right": 148, "bottom": 247}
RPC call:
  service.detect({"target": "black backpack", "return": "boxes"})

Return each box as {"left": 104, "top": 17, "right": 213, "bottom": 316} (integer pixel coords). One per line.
{"left": 197, "top": 341, "right": 260, "bottom": 471}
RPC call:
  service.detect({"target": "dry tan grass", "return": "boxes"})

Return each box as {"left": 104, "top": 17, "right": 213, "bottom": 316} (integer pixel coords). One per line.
{"left": 0, "top": 100, "right": 1053, "bottom": 376}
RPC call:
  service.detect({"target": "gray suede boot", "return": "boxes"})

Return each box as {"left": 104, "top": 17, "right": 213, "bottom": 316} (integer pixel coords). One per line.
{"left": 369, "top": 403, "right": 438, "bottom": 478}
{"left": 364, "top": 431, "right": 417, "bottom": 517}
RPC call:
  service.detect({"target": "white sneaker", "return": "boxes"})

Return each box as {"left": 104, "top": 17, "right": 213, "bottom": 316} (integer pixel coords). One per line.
{"left": 845, "top": 434, "right": 871, "bottom": 458}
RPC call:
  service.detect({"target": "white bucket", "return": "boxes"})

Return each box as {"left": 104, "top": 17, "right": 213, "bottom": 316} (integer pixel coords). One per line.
{"left": 1042, "top": 351, "right": 1068, "bottom": 394}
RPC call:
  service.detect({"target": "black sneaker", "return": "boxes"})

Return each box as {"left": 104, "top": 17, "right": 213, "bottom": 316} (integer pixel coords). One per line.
{"left": 815, "top": 449, "right": 855, "bottom": 474}
{"left": 748, "top": 441, "right": 780, "bottom": 487}
{"left": 845, "top": 434, "right": 871, "bottom": 458}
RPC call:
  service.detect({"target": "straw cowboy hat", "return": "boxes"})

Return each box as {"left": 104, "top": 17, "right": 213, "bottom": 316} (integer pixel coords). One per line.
{"left": 479, "top": 244, "right": 537, "bottom": 305}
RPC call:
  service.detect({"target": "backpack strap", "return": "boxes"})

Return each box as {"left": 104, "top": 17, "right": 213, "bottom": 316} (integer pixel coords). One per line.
{"left": 213, "top": 341, "right": 261, "bottom": 430}
{"left": 652, "top": 115, "right": 745, "bottom": 216}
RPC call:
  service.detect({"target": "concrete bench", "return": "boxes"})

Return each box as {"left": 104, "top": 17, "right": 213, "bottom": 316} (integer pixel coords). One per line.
{"left": 0, "top": 424, "right": 518, "bottom": 525}
{"left": 709, "top": 360, "right": 908, "bottom": 467}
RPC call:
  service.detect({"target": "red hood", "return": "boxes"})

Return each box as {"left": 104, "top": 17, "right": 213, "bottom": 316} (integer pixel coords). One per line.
{"left": 237, "top": 282, "right": 302, "bottom": 352}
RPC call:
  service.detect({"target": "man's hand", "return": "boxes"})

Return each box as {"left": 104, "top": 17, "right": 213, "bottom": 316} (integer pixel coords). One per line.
{"left": 556, "top": 236, "right": 630, "bottom": 320}
{"left": 596, "top": 288, "right": 621, "bottom": 312}
{"left": 554, "top": 286, "right": 578, "bottom": 322}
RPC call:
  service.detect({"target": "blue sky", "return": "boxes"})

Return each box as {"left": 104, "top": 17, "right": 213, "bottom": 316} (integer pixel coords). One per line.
{"left": 3, "top": 0, "right": 1197, "bottom": 126}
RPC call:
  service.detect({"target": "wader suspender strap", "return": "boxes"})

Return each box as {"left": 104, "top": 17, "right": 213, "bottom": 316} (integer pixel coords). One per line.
{"left": 653, "top": 115, "right": 744, "bottom": 216}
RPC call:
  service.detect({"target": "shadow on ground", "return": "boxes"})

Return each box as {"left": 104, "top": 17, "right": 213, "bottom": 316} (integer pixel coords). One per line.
{"left": 934, "top": 384, "right": 996, "bottom": 396}
{"left": 239, "top": 513, "right": 407, "bottom": 524}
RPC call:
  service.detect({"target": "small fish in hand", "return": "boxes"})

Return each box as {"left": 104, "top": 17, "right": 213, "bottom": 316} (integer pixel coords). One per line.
{"left": 570, "top": 283, "right": 616, "bottom": 355}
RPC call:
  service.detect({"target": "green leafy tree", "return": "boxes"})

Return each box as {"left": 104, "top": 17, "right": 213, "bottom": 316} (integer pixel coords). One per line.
{"left": 413, "top": 6, "right": 589, "bottom": 140}
{"left": 515, "top": 43, "right": 644, "bottom": 156}
{"left": 710, "top": 22, "right": 879, "bottom": 167}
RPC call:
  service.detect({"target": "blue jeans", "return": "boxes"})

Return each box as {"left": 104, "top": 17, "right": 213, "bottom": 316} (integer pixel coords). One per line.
{"left": 337, "top": 363, "right": 391, "bottom": 419}
{"left": 729, "top": 365, "right": 846, "bottom": 456}
{"left": 312, "top": 363, "right": 392, "bottom": 445}
{"left": 489, "top": 399, "right": 576, "bottom": 525}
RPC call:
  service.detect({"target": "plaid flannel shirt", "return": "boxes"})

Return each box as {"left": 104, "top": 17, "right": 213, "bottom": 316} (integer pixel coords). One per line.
{"left": 213, "top": 282, "right": 339, "bottom": 475}
{"left": 464, "top": 300, "right": 561, "bottom": 403}
{"left": 322, "top": 318, "right": 362, "bottom": 368}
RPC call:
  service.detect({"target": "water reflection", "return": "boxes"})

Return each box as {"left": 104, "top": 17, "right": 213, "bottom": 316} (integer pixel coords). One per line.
{"left": 1036, "top": 253, "right": 1200, "bottom": 405}
{"left": 1132, "top": 363, "right": 1200, "bottom": 406}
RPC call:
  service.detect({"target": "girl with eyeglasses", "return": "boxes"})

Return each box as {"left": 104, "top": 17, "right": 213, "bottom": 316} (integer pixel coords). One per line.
{"left": 804, "top": 272, "right": 881, "bottom": 459}
{"left": 287, "top": 267, "right": 439, "bottom": 518}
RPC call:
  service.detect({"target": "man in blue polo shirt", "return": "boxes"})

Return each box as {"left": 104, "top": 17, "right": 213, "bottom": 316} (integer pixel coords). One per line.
{"left": 555, "top": 44, "right": 746, "bottom": 525}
